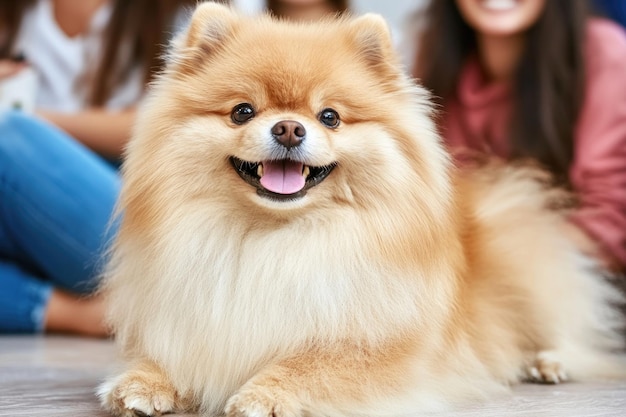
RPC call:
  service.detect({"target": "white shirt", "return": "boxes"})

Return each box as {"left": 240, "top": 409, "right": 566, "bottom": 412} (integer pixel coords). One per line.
{"left": 13, "top": 0, "right": 143, "bottom": 112}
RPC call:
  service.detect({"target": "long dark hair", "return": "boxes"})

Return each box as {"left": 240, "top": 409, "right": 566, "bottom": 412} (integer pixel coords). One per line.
{"left": 0, "top": 0, "right": 199, "bottom": 106}
{"left": 0, "top": 0, "right": 35, "bottom": 58}
{"left": 266, "top": 0, "right": 349, "bottom": 17}
{"left": 413, "top": 0, "right": 588, "bottom": 181}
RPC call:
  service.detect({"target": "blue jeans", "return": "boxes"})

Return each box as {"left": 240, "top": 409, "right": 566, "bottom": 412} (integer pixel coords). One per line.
{"left": 0, "top": 112, "right": 120, "bottom": 333}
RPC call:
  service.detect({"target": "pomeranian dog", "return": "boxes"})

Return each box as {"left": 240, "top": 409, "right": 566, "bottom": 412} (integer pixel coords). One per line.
{"left": 98, "top": 3, "right": 624, "bottom": 416}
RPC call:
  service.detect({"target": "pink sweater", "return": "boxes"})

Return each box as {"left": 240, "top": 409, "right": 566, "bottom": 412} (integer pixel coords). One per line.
{"left": 441, "top": 19, "right": 626, "bottom": 267}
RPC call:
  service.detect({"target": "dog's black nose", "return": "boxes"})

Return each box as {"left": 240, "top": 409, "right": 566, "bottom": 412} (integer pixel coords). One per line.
{"left": 271, "top": 120, "right": 306, "bottom": 149}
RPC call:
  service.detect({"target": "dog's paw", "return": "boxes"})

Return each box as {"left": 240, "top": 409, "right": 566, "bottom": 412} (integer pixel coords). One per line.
{"left": 98, "top": 370, "right": 177, "bottom": 417}
{"left": 224, "top": 384, "right": 302, "bottom": 417}
{"left": 525, "top": 351, "right": 568, "bottom": 384}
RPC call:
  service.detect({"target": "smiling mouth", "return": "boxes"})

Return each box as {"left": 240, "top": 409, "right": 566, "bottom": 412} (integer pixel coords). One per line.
{"left": 480, "top": 0, "right": 518, "bottom": 11}
{"left": 230, "top": 157, "right": 335, "bottom": 200}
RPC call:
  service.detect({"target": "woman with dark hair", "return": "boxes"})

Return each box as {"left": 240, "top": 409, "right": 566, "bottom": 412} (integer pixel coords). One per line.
{"left": 0, "top": 0, "right": 201, "bottom": 157}
{"left": 411, "top": 0, "right": 626, "bottom": 272}
{"left": 0, "top": 0, "right": 198, "bottom": 336}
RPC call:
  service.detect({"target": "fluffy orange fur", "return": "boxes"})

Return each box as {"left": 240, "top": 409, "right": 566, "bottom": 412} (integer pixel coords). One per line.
{"left": 98, "top": 4, "right": 625, "bottom": 417}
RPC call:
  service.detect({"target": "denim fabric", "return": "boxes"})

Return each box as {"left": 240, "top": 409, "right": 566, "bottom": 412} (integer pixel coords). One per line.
{"left": 0, "top": 260, "right": 52, "bottom": 333}
{"left": 0, "top": 111, "right": 120, "bottom": 333}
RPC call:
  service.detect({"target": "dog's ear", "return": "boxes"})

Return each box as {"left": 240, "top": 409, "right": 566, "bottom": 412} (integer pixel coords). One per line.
{"left": 170, "top": 2, "right": 238, "bottom": 65}
{"left": 347, "top": 13, "right": 395, "bottom": 70}
{"left": 184, "top": 2, "right": 238, "bottom": 50}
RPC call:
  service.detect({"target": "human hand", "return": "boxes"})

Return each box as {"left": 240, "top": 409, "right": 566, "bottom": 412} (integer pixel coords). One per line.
{"left": 0, "top": 59, "right": 26, "bottom": 80}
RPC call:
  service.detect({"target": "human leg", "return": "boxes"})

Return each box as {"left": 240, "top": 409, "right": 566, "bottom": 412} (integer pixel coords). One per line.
{"left": 0, "top": 259, "right": 108, "bottom": 335}
{"left": 0, "top": 111, "right": 119, "bottom": 335}
{"left": 0, "top": 260, "right": 52, "bottom": 333}
{"left": 0, "top": 111, "right": 121, "bottom": 293}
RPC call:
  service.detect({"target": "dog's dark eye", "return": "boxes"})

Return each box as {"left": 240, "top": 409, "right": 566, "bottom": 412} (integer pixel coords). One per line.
{"left": 319, "top": 108, "right": 340, "bottom": 128}
{"left": 231, "top": 103, "right": 255, "bottom": 124}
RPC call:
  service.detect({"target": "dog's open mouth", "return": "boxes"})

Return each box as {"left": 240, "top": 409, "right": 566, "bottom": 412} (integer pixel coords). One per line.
{"left": 230, "top": 157, "right": 335, "bottom": 200}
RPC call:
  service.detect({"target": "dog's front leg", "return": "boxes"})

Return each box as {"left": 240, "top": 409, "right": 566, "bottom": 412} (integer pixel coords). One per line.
{"left": 98, "top": 359, "right": 194, "bottom": 417}
{"left": 224, "top": 341, "right": 412, "bottom": 417}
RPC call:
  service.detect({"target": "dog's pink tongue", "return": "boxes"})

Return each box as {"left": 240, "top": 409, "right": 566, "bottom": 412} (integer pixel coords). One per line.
{"left": 260, "top": 160, "right": 305, "bottom": 194}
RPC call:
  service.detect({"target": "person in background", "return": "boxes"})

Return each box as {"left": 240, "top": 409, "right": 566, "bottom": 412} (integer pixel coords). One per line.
{"left": 410, "top": 0, "right": 626, "bottom": 273}
{"left": 266, "top": 0, "right": 348, "bottom": 21}
{"left": 1, "top": 0, "right": 200, "bottom": 158}
{"left": 0, "top": 0, "right": 198, "bottom": 336}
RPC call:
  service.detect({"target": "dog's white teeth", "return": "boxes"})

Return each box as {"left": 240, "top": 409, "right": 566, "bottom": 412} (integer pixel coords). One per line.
{"left": 257, "top": 164, "right": 264, "bottom": 178}
{"left": 302, "top": 165, "right": 310, "bottom": 178}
